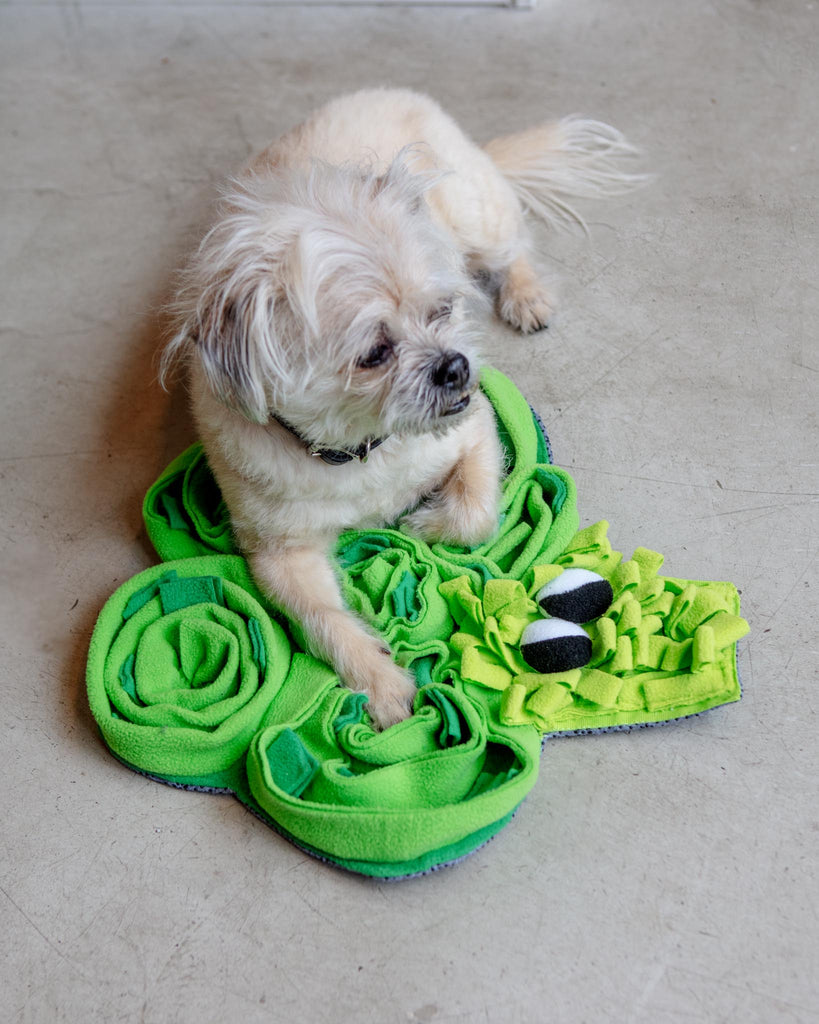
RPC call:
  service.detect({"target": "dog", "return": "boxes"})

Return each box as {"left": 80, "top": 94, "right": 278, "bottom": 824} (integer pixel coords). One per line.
{"left": 162, "top": 88, "right": 643, "bottom": 729}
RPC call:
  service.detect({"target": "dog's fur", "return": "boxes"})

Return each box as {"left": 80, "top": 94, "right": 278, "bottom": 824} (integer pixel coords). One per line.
{"left": 163, "top": 88, "right": 643, "bottom": 728}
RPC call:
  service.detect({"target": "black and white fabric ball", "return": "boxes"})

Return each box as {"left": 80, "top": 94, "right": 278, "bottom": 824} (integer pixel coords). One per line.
{"left": 520, "top": 618, "right": 593, "bottom": 675}
{"left": 535, "top": 568, "right": 613, "bottom": 624}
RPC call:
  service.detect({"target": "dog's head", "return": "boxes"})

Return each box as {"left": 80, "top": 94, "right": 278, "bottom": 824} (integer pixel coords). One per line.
{"left": 165, "top": 154, "right": 484, "bottom": 449}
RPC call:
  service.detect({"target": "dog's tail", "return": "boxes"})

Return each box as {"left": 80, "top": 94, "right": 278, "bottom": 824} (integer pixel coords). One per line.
{"left": 483, "top": 117, "right": 649, "bottom": 234}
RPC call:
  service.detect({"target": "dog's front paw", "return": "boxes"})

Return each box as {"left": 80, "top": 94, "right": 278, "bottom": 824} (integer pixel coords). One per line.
{"left": 402, "top": 501, "right": 449, "bottom": 544}
{"left": 340, "top": 641, "right": 417, "bottom": 730}
{"left": 363, "top": 654, "right": 418, "bottom": 731}
{"left": 368, "top": 671, "right": 415, "bottom": 737}
{"left": 403, "top": 493, "right": 498, "bottom": 548}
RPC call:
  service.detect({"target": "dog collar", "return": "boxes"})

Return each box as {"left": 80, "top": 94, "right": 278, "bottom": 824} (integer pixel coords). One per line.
{"left": 270, "top": 413, "right": 386, "bottom": 465}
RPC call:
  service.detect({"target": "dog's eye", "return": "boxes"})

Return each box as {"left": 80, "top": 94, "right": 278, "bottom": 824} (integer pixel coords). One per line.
{"left": 358, "top": 331, "right": 395, "bottom": 369}
{"left": 428, "top": 300, "right": 454, "bottom": 324}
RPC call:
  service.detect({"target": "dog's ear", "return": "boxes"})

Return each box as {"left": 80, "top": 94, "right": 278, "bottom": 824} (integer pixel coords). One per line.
{"left": 160, "top": 172, "right": 303, "bottom": 419}
{"left": 191, "top": 285, "right": 283, "bottom": 424}
{"left": 370, "top": 150, "right": 436, "bottom": 214}
{"left": 371, "top": 172, "right": 421, "bottom": 214}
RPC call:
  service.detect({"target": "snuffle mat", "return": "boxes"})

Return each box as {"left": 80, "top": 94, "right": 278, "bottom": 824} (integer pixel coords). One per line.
{"left": 86, "top": 368, "right": 748, "bottom": 878}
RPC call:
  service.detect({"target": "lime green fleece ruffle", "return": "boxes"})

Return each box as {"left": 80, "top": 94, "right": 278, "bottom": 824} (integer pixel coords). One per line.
{"left": 87, "top": 367, "right": 749, "bottom": 877}
{"left": 439, "top": 522, "right": 748, "bottom": 733}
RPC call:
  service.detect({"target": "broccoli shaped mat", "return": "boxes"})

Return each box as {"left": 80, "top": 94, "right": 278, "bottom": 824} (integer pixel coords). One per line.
{"left": 87, "top": 368, "right": 748, "bottom": 878}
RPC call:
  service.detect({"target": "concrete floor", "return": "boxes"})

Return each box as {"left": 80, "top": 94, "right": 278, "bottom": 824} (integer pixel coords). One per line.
{"left": 2, "top": 0, "right": 817, "bottom": 1021}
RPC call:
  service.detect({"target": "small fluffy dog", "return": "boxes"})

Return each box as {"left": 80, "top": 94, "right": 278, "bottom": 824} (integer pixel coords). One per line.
{"left": 163, "top": 88, "right": 642, "bottom": 728}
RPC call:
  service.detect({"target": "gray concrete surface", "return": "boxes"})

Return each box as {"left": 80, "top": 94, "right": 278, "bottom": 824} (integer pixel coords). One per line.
{"left": 1, "top": 1, "right": 817, "bottom": 1022}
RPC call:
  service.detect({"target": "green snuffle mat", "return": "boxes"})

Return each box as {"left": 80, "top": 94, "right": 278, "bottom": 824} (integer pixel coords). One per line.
{"left": 87, "top": 368, "right": 749, "bottom": 878}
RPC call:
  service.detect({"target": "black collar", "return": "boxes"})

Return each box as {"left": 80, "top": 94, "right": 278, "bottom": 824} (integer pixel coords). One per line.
{"left": 270, "top": 413, "right": 387, "bottom": 465}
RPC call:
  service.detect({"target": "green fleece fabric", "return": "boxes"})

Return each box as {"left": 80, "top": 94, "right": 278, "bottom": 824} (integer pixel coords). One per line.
{"left": 88, "top": 367, "right": 749, "bottom": 877}
{"left": 87, "top": 555, "right": 542, "bottom": 875}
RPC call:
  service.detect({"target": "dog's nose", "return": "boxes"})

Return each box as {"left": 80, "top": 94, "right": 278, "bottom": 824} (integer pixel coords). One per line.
{"left": 430, "top": 351, "right": 470, "bottom": 391}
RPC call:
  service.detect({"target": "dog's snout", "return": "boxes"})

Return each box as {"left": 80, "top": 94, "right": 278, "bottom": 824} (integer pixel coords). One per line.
{"left": 430, "top": 352, "right": 470, "bottom": 392}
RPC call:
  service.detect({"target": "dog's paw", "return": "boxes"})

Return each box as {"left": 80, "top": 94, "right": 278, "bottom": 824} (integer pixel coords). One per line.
{"left": 402, "top": 501, "right": 449, "bottom": 543}
{"left": 362, "top": 654, "right": 418, "bottom": 731}
{"left": 403, "top": 493, "right": 498, "bottom": 548}
{"left": 498, "top": 277, "right": 554, "bottom": 334}
{"left": 339, "top": 641, "right": 416, "bottom": 730}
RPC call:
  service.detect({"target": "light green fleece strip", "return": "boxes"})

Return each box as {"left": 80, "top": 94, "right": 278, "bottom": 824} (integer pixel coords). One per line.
{"left": 439, "top": 526, "right": 748, "bottom": 733}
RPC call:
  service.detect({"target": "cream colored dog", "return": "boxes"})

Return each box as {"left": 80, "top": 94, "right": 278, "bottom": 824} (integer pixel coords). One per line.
{"left": 164, "top": 88, "right": 642, "bottom": 728}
